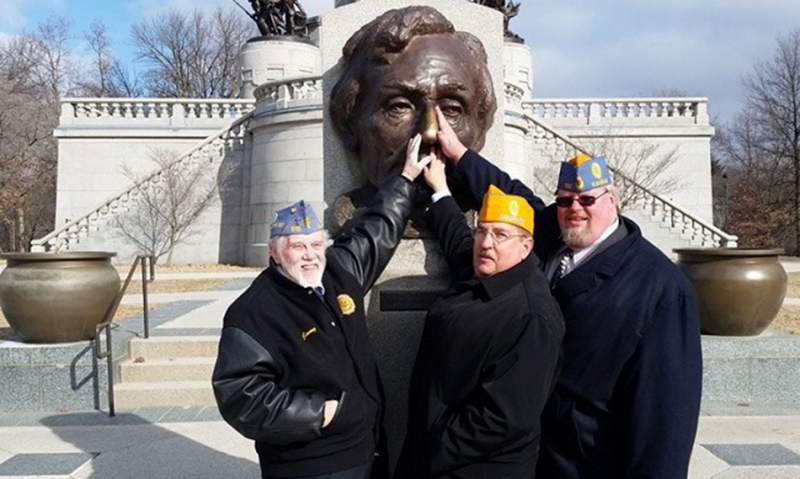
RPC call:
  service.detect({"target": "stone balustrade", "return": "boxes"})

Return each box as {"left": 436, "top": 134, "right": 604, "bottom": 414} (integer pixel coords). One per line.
{"left": 60, "top": 98, "right": 255, "bottom": 124}
{"left": 520, "top": 109, "right": 736, "bottom": 248}
{"left": 59, "top": 89, "right": 707, "bottom": 128}
{"left": 42, "top": 81, "right": 729, "bottom": 254}
{"left": 253, "top": 75, "right": 324, "bottom": 104}
{"left": 31, "top": 114, "right": 253, "bottom": 253}
{"left": 523, "top": 98, "right": 710, "bottom": 125}
{"left": 505, "top": 83, "right": 525, "bottom": 108}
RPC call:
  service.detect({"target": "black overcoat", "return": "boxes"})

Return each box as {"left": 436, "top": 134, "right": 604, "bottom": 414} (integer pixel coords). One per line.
{"left": 395, "top": 196, "right": 565, "bottom": 479}
{"left": 451, "top": 150, "right": 703, "bottom": 479}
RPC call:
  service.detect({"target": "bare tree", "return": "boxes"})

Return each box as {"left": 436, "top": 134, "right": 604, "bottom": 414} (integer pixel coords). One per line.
{"left": 130, "top": 7, "right": 254, "bottom": 98}
{"left": 533, "top": 135, "right": 682, "bottom": 211}
{"left": 713, "top": 29, "right": 800, "bottom": 254}
{"left": 590, "top": 138, "right": 682, "bottom": 211}
{"left": 75, "top": 21, "right": 142, "bottom": 97}
{"left": 714, "top": 111, "right": 794, "bottom": 249}
{"left": 0, "top": 17, "right": 75, "bottom": 252}
{"left": 114, "top": 149, "right": 229, "bottom": 265}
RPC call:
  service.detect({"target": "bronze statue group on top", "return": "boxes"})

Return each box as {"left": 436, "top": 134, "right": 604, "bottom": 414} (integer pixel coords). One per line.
{"left": 235, "top": 0, "right": 308, "bottom": 37}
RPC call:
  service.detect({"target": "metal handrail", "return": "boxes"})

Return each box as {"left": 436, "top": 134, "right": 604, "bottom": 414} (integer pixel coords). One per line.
{"left": 94, "top": 254, "right": 155, "bottom": 417}
{"left": 521, "top": 113, "right": 738, "bottom": 246}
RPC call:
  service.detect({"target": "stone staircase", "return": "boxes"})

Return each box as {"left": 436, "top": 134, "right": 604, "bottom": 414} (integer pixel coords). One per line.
{"left": 513, "top": 96, "right": 738, "bottom": 250}
{"left": 115, "top": 336, "right": 219, "bottom": 408}
{"left": 30, "top": 111, "right": 252, "bottom": 254}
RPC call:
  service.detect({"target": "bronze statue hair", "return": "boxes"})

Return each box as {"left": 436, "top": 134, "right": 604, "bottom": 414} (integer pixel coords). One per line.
{"left": 329, "top": 6, "right": 497, "bottom": 151}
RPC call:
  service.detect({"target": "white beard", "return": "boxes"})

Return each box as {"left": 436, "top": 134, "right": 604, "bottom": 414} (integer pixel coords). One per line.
{"left": 282, "top": 262, "right": 324, "bottom": 288}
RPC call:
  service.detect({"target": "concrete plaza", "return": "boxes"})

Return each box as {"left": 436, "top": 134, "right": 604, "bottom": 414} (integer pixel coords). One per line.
{"left": 0, "top": 264, "right": 799, "bottom": 478}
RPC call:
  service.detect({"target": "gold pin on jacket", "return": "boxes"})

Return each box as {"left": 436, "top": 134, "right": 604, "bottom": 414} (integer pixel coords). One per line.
{"left": 337, "top": 294, "right": 356, "bottom": 315}
{"left": 301, "top": 327, "right": 318, "bottom": 341}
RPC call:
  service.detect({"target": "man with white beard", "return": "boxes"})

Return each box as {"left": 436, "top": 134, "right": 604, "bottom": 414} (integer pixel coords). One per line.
{"left": 212, "top": 136, "right": 431, "bottom": 479}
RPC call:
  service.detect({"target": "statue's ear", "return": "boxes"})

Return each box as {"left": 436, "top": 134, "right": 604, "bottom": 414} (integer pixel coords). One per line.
{"left": 338, "top": 123, "right": 360, "bottom": 152}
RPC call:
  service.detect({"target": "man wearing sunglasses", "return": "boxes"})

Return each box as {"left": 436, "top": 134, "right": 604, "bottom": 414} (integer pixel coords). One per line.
{"left": 431, "top": 107, "right": 702, "bottom": 479}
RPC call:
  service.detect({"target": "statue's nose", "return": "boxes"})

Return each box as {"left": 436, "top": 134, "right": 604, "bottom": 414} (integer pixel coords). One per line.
{"left": 420, "top": 105, "right": 439, "bottom": 145}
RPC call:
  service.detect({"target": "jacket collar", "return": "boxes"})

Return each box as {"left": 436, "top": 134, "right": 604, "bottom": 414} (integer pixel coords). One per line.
{"left": 265, "top": 258, "right": 328, "bottom": 295}
{"left": 465, "top": 250, "right": 542, "bottom": 299}
{"left": 553, "top": 216, "right": 639, "bottom": 298}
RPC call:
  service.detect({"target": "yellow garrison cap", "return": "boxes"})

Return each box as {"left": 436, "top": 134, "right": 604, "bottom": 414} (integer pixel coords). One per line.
{"left": 478, "top": 185, "right": 534, "bottom": 234}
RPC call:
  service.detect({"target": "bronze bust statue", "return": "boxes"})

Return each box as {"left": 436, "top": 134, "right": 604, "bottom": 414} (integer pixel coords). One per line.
{"left": 329, "top": 6, "right": 497, "bottom": 236}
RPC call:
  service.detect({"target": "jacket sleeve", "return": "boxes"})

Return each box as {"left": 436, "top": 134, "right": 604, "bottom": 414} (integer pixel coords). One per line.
{"left": 620, "top": 289, "right": 702, "bottom": 478}
{"left": 451, "top": 149, "right": 547, "bottom": 214}
{"left": 424, "top": 195, "right": 475, "bottom": 284}
{"left": 327, "top": 174, "right": 415, "bottom": 290}
{"left": 428, "top": 312, "right": 563, "bottom": 476}
{"left": 212, "top": 326, "right": 328, "bottom": 444}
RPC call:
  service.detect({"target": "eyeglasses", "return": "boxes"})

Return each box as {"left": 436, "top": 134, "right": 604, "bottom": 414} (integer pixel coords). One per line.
{"left": 474, "top": 227, "right": 526, "bottom": 245}
{"left": 555, "top": 189, "right": 610, "bottom": 208}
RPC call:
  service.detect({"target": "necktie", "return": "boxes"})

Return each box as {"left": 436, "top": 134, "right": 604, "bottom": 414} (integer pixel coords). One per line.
{"left": 550, "top": 249, "right": 573, "bottom": 287}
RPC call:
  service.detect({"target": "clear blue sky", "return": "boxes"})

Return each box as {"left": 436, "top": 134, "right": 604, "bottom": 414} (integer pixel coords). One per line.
{"left": 2, "top": 0, "right": 800, "bottom": 125}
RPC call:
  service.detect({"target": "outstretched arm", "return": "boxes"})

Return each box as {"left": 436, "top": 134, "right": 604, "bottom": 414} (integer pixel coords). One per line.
{"left": 435, "top": 106, "right": 546, "bottom": 213}
{"left": 328, "top": 135, "right": 432, "bottom": 290}
{"left": 422, "top": 149, "right": 476, "bottom": 284}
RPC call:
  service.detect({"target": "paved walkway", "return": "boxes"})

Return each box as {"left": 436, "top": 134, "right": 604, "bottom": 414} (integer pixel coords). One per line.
{"left": 1, "top": 264, "right": 800, "bottom": 478}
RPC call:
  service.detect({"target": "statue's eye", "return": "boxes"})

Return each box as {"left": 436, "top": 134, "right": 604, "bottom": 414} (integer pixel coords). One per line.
{"left": 384, "top": 98, "right": 414, "bottom": 116}
{"left": 438, "top": 100, "right": 464, "bottom": 119}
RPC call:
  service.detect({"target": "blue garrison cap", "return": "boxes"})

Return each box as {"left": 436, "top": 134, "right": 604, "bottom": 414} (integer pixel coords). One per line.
{"left": 269, "top": 200, "right": 322, "bottom": 238}
{"left": 557, "top": 154, "right": 612, "bottom": 192}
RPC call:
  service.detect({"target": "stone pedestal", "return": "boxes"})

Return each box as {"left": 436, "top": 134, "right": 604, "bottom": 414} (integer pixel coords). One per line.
{"left": 239, "top": 37, "right": 321, "bottom": 99}
{"left": 503, "top": 40, "right": 533, "bottom": 97}
{"left": 366, "top": 239, "right": 450, "bottom": 466}
{"left": 240, "top": 38, "right": 324, "bottom": 266}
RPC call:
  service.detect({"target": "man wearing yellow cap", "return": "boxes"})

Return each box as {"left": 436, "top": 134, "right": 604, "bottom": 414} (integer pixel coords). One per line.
{"left": 431, "top": 107, "right": 701, "bottom": 479}
{"left": 394, "top": 145, "right": 565, "bottom": 478}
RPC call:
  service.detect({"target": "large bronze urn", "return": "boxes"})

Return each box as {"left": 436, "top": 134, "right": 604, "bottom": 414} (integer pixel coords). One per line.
{"left": 674, "top": 248, "right": 787, "bottom": 336}
{"left": 0, "top": 252, "right": 120, "bottom": 343}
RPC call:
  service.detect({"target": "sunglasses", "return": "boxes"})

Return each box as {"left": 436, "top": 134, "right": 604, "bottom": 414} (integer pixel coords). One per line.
{"left": 555, "top": 189, "right": 609, "bottom": 208}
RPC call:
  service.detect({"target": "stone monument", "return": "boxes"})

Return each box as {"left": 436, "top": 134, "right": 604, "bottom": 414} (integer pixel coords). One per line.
{"left": 236, "top": 0, "right": 321, "bottom": 98}
{"left": 322, "top": 0, "right": 505, "bottom": 463}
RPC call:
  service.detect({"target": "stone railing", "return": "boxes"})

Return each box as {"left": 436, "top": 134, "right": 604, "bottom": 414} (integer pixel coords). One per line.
{"left": 520, "top": 113, "right": 737, "bottom": 248}
{"left": 253, "top": 75, "right": 324, "bottom": 105}
{"left": 505, "top": 83, "right": 525, "bottom": 108}
{"left": 522, "top": 97, "right": 710, "bottom": 125}
{"left": 60, "top": 98, "right": 255, "bottom": 124}
{"left": 31, "top": 112, "right": 254, "bottom": 253}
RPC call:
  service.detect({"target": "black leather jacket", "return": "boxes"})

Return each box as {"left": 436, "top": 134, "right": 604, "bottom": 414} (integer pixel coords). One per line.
{"left": 212, "top": 174, "right": 415, "bottom": 478}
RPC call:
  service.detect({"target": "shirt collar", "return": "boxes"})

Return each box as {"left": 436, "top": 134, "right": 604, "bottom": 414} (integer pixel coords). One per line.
{"left": 572, "top": 217, "right": 620, "bottom": 267}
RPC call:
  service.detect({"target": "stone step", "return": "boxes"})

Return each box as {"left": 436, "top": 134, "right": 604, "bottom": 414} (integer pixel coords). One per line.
{"left": 114, "top": 380, "right": 216, "bottom": 408}
{"left": 128, "top": 336, "right": 219, "bottom": 359}
{"left": 119, "top": 357, "right": 215, "bottom": 382}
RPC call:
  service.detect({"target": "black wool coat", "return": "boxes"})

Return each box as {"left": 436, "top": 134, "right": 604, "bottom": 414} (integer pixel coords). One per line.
{"left": 395, "top": 196, "right": 565, "bottom": 479}
{"left": 451, "top": 150, "right": 703, "bottom": 479}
